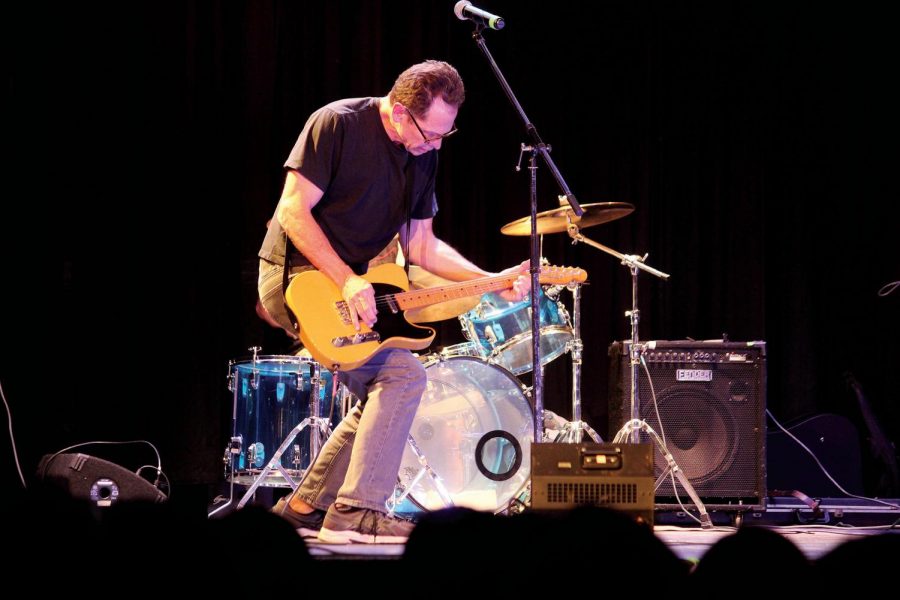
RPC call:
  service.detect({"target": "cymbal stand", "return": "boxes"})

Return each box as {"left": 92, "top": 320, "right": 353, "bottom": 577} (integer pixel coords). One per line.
{"left": 550, "top": 282, "right": 601, "bottom": 443}
{"left": 236, "top": 362, "right": 335, "bottom": 509}
{"left": 566, "top": 222, "right": 711, "bottom": 528}
{"left": 613, "top": 419, "right": 711, "bottom": 527}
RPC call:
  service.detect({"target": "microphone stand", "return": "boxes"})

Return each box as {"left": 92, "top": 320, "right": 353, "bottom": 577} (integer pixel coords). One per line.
{"left": 466, "top": 23, "right": 583, "bottom": 440}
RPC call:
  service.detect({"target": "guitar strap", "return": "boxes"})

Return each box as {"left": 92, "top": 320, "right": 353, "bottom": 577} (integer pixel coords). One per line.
{"left": 402, "top": 153, "right": 413, "bottom": 279}
{"left": 282, "top": 236, "right": 299, "bottom": 330}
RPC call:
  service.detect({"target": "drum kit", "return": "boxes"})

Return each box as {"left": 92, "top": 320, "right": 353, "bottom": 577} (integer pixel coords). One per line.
{"left": 215, "top": 201, "right": 709, "bottom": 521}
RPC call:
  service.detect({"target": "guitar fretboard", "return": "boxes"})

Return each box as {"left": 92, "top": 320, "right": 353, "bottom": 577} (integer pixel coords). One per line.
{"left": 391, "top": 274, "right": 522, "bottom": 311}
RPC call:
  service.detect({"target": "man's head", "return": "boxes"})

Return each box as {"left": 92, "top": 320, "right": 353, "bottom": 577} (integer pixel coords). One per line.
{"left": 389, "top": 60, "right": 466, "bottom": 115}
{"left": 388, "top": 60, "right": 465, "bottom": 155}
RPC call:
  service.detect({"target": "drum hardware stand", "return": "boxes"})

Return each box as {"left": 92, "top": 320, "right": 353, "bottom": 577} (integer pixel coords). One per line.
{"left": 565, "top": 221, "right": 711, "bottom": 528}
{"left": 387, "top": 434, "right": 455, "bottom": 517}
{"left": 550, "top": 281, "right": 603, "bottom": 444}
{"left": 208, "top": 435, "right": 242, "bottom": 518}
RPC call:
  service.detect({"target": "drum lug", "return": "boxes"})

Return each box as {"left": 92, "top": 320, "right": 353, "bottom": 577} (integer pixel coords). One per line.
{"left": 223, "top": 435, "right": 242, "bottom": 474}
{"left": 249, "top": 369, "right": 259, "bottom": 390}
{"left": 460, "top": 317, "right": 478, "bottom": 342}
{"left": 567, "top": 337, "right": 583, "bottom": 356}
{"left": 485, "top": 325, "right": 500, "bottom": 346}
{"left": 249, "top": 346, "right": 261, "bottom": 364}
{"left": 247, "top": 442, "right": 264, "bottom": 468}
{"left": 310, "top": 362, "right": 322, "bottom": 402}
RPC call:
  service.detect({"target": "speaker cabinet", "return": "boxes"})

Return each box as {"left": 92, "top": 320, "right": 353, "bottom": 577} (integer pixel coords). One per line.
{"left": 38, "top": 453, "right": 167, "bottom": 505}
{"left": 608, "top": 340, "right": 767, "bottom": 510}
{"left": 531, "top": 443, "right": 654, "bottom": 525}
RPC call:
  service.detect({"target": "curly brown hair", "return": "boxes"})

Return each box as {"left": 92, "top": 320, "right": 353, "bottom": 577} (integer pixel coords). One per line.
{"left": 389, "top": 60, "right": 465, "bottom": 119}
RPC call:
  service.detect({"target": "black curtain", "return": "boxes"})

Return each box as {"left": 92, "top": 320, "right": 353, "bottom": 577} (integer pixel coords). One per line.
{"left": 3, "top": 1, "right": 897, "bottom": 492}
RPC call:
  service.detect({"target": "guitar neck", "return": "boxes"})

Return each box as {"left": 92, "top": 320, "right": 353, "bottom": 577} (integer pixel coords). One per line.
{"left": 392, "top": 274, "right": 521, "bottom": 311}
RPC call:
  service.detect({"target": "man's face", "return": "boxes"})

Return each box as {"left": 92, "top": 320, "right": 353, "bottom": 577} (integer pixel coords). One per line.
{"left": 401, "top": 97, "right": 458, "bottom": 155}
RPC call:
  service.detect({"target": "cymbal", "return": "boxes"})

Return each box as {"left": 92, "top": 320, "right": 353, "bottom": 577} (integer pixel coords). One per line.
{"left": 404, "top": 266, "right": 481, "bottom": 324}
{"left": 500, "top": 202, "right": 635, "bottom": 236}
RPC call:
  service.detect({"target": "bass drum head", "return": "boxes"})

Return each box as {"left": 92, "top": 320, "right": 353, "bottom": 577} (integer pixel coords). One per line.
{"left": 398, "top": 356, "right": 533, "bottom": 513}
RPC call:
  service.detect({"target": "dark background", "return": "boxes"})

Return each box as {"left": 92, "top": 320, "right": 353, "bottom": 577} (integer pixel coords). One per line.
{"left": 3, "top": 1, "right": 897, "bottom": 497}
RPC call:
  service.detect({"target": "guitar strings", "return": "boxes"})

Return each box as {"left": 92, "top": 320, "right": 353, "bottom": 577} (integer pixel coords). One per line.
{"left": 345, "top": 268, "right": 579, "bottom": 311}
{"left": 360, "top": 275, "right": 523, "bottom": 310}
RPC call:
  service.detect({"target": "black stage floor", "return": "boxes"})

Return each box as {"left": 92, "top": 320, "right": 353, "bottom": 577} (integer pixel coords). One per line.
{"left": 302, "top": 524, "right": 899, "bottom": 562}
{"left": 302, "top": 501, "right": 900, "bottom": 562}
{"left": 206, "top": 491, "right": 900, "bottom": 562}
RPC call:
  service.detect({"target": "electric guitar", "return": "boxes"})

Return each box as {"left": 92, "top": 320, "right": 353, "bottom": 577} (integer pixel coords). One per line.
{"left": 284, "top": 262, "right": 587, "bottom": 370}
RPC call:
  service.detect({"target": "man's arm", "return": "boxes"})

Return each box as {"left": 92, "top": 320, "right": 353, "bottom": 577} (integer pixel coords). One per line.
{"left": 403, "top": 217, "right": 490, "bottom": 281}
{"left": 276, "top": 169, "right": 376, "bottom": 328}
{"left": 403, "top": 218, "right": 529, "bottom": 299}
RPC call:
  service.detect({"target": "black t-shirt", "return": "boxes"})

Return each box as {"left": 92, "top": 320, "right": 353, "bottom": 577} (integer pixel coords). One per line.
{"left": 258, "top": 97, "right": 439, "bottom": 274}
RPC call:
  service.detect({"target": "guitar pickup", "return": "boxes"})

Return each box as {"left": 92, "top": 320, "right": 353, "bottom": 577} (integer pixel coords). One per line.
{"left": 336, "top": 301, "right": 352, "bottom": 325}
{"left": 332, "top": 331, "right": 381, "bottom": 347}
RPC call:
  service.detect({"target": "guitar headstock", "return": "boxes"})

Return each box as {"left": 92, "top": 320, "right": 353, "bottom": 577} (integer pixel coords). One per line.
{"left": 538, "top": 265, "right": 588, "bottom": 285}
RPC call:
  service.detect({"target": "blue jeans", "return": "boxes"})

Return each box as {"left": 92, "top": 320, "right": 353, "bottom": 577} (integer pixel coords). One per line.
{"left": 258, "top": 259, "right": 427, "bottom": 513}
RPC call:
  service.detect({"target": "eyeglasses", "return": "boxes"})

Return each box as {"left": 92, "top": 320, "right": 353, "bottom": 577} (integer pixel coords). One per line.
{"left": 405, "top": 107, "right": 458, "bottom": 144}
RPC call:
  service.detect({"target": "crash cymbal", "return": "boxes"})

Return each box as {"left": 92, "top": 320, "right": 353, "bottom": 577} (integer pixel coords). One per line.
{"left": 500, "top": 202, "right": 635, "bottom": 236}
{"left": 404, "top": 265, "right": 481, "bottom": 323}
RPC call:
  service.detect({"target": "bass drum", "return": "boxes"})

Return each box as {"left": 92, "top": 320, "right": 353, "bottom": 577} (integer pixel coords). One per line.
{"left": 397, "top": 356, "right": 533, "bottom": 514}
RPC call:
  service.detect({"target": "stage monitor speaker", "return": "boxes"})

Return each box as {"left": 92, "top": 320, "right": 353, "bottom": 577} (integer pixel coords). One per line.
{"left": 531, "top": 443, "right": 655, "bottom": 525}
{"left": 38, "top": 453, "right": 167, "bottom": 505}
{"left": 608, "top": 340, "right": 767, "bottom": 510}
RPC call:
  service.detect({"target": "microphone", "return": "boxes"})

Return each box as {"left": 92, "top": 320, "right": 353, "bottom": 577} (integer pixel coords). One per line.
{"left": 454, "top": 1, "right": 505, "bottom": 30}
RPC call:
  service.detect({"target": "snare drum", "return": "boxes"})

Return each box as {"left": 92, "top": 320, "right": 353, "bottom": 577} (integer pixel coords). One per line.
{"left": 460, "top": 288, "right": 572, "bottom": 375}
{"left": 227, "top": 355, "right": 338, "bottom": 487}
{"left": 395, "top": 356, "right": 533, "bottom": 514}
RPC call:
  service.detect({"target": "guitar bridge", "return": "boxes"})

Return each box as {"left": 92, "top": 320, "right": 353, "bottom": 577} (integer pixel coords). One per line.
{"left": 332, "top": 331, "right": 381, "bottom": 347}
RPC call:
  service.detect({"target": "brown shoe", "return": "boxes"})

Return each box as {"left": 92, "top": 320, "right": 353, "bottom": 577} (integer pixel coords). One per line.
{"left": 317, "top": 504, "right": 415, "bottom": 544}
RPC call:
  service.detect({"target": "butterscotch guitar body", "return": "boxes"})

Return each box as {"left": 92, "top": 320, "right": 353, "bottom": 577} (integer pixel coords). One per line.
{"left": 284, "top": 263, "right": 436, "bottom": 371}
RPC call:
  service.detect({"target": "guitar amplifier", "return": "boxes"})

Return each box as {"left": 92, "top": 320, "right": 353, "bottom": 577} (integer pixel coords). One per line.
{"left": 531, "top": 443, "right": 654, "bottom": 525}
{"left": 608, "top": 340, "right": 767, "bottom": 510}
